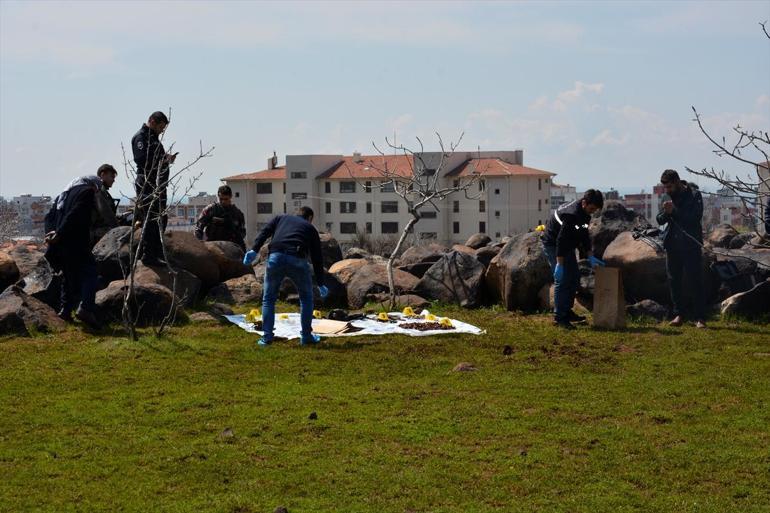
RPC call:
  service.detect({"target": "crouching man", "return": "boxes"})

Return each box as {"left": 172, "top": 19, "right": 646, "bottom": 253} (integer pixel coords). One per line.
{"left": 243, "top": 207, "right": 328, "bottom": 346}
{"left": 542, "top": 189, "right": 605, "bottom": 330}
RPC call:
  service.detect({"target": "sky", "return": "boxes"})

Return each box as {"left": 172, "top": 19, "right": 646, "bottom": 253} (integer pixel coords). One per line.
{"left": 1, "top": 0, "right": 768, "bottom": 202}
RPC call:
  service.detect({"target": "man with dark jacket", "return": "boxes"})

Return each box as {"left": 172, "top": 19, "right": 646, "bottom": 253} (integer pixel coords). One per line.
{"left": 656, "top": 169, "right": 706, "bottom": 328}
{"left": 243, "top": 207, "right": 328, "bottom": 346}
{"left": 44, "top": 176, "right": 102, "bottom": 328}
{"left": 542, "top": 189, "right": 605, "bottom": 329}
{"left": 195, "top": 185, "right": 246, "bottom": 251}
{"left": 91, "top": 164, "right": 120, "bottom": 247}
{"left": 132, "top": 111, "right": 176, "bottom": 266}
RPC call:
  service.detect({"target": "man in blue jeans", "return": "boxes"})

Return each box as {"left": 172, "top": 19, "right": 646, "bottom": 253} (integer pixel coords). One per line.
{"left": 541, "top": 189, "right": 605, "bottom": 329}
{"left": 243, "top": 207, "right": 328, "bottom": 346}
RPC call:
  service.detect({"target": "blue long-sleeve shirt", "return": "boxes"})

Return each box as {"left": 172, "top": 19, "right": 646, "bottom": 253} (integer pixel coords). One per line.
{"left": 252, "top": 214, "right": 325, "bottom": 281}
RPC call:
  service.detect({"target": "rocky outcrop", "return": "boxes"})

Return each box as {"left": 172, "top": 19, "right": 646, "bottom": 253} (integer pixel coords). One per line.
{"left": 96, "top": 280, "right": 180, "bottom": 327}
{"left": 133, "top": 262, "right": 201, "bottom": 306}
{"left": 92, "top": 226, "right": 136, "bottom": 282}
{"left": 328, "top": 259, "right": 369, "bottom": 285}
{"left": 706, "top": 224, "right": 739, "bottom": 249}
{"left": 0, "top": 286, "right": 65, "bottom": 336}
{"left": 721, "top": 279, "right": 770, "bottom": 320}
{"left": 164, "top": 231, "right": 220, "bottom": 287}
{"left": 589, "top": 200, "right": 649, "bottom": 259}
{"left": 205, "top": 273, "right": 263, "bottom": 305}
{"left": 465, "top": 233, "right": 491, "bottom": 250}
{"left": 0, "top": 252, "right": 20, "bottom": 290}
{"left": 5, "top": 243, "right": 46, "bottom": 277}
{"left": 416, "top": 251, "right": 486, "bottom": 307}
{"left": 346, "top": 263, "right": 419, "bottom": 309}
{"left": 204, "top": 241, "right": 251, "bottom": 281}
{"left": 397, "top": 243, "right": 447, "bottom": 267}
{"left": 397, "top": 262, "right": 434, "bottom": 279}
{"left": 603, "top": 231, "right": 669, "bottom": 304}
{"left": 484, "top": 232, "right": 551, "bottom": 312}
{"left": 474, "top": 245, "right": 501, "bottom": 267}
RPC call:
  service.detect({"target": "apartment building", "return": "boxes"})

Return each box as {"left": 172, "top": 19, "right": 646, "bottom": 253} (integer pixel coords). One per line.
{"left": 624, "top": 185, "right": 665, "bottom": 223}
{"left": 549, "top": 183, "right": 577, "bottom": 215}
{"left": 223, "top": 150, "right": 555, "bottom": 245}
{"left": 10, "top": 194, "right": 52, "bottom": 236}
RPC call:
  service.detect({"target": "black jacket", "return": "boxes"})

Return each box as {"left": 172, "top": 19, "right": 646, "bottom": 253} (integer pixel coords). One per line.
{"left": 252, "top": 215, "right": 324, "bottom": 281}
{"left": 131, "top": 124, "right": 169, "bottom": 202}
{"left": 45, "top": 184, "right": 96, "bottom": 270}
{"left": 656, "top": 181, "right": 703, "bottom": 252}
{"left": 542, "top": 199, "right": 592, "bottom": 257}
{"left": 195, "top": 202, "right": 247, "bottom": 250}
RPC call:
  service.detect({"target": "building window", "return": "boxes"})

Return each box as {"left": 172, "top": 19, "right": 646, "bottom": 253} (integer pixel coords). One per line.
{"left": 420, "top": 210, "right": 437, "bottom": 219}
{"left": 479, "top": 221, "right": 486, "bottom": 233}
{"left": 422, "top": 168, "right": 436, "bottom": 176}
{"left": 538, "top": 219, "right": 542, "bottom": 226}
{"left": 538, "top": 178, "right": 542, "bottom": 191}
{"left": 235, "top": 192, "right": 240, "bottom": 198}
{"left": 545, "top": 198, "right": 549, "bottom": 204}
{"left": 420, "top": 232, "right": 437, "bottom": 239}
{"left": 453, "top": 201, "right": 459, "bottom": 213}
{"left": 177, "top": 207, "right": 185, "bottom": 217}
{"left": 453, "top": 179, "right": 460, "bottom": 188}
{"left": 538, "top": 199, "right": 542, "bottom": 212}
{"left": 325, "top": 202, "right": 331, "bottom": 214}
{"left": 325, "top": 182, "right": 331, "bottom": 194}
{"left": 479, "top": 200, "right": 486, "bottom": 213}
{"left": 381, "top": 201, "right": 398, "bottom": 214}
{"left": 283, "top": 203, "right": 286, "bottom": 213}
{"left": 453, "top": 221, "right": 460, "bottom": 234}
{"left": 365, "top": 181, "right": 372, "bottom": 191}
{"left": 495, "top": 232, "right": 501, "bottom": 238}
{"left": 340, "top": 181, "right": 356, "bottom": 193}
{"left": 382, "top": 181, "right": 395, "bottom": 193}
{"left": 495, "top": 211, "right": 500, "bottom": 218}
{"left": 381, "top": 222, "right": 399, "bottom": 234}
{"left": 290, "top": 171, "right": 307, "bottom": 179}
{"left": 495, "top": 188, "right": 500, "bottom": 195}
{"left": 366, "top": 202, "right": 372, "bottom": 214}
{"left": 340, "top": 201, "right": 357, "bottom": 214}
{"left": 340, "top": 222, "right": 357, "bottom": 234}
{"left": 257, "top": 202, "right": 273, "bottom": 214}
{"left": 257, "top": 183, "right": 272, "bottom": 194}
{"left": 291, "top": 192, "right": 307, "bottom": 200}
{"left": 365, "top": 222, "right": 372, "bottom": 234}
{"left": 479, "top": 180, "right": 486, "bottom": 192}
{"left": 283, "top": 183, "right": 286, "bottom": 194}
{"left": 325, "top": 222, "right": 333, "bottom": 232}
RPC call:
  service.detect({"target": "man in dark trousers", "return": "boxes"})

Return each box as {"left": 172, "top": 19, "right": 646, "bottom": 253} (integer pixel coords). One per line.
{"left": 243, "top": 207, "right": 328, "bottom": 346}
{"left": 132, "top": 111, "right": 176, "bottom": 266}
{"left": 195, "top": 185, "right": 247, "bottom": 251}
{"left": 542, "top": 189, "right": 605, "bottom": 329}
{"left": 656, "top": 169, "right": 706, "bottom": 329}
{"left": 44, "top": 175, "right": 102, "bottom": 328}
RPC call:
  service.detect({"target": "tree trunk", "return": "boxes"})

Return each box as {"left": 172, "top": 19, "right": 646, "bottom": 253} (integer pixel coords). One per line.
{"left": 386, "top": 215, "right": 418, "bottom": 310}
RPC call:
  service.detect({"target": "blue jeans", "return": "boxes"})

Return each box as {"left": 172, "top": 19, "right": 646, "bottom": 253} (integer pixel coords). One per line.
{"left": 261, "top": 252, "right": 314, "bottom": 342}
{"left": 543, "top": 243, "right": 579, "bottom": 323}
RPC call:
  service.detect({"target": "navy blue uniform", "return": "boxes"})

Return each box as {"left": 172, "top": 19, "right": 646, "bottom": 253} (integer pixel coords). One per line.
{"left": 131, "top": 124, "right": 169, "bottom": 262}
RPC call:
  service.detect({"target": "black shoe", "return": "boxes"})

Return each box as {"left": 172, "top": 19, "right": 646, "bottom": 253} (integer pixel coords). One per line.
{"left": 554, "top": 320, "right": 576, "bottom": 330}
{"left": 568, "top": 311, "right": 586, "bottom": 323}
{"left": 58, "top": 309, "right": 73, "bottom": 323}
{"left": 76, "top": 307, "right": 102, "bottom": 329}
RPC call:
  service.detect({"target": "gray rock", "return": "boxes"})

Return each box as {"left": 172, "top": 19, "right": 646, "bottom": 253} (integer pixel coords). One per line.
{"left": 416, "top": 251, "right": 486, "bottom": 307}
{"left": 0, "top": 252, "right": 20, "bottom": 290}
{"left": 319, "top": 232, "right": 343, "bottom": 268}
{"left": 465, "top": 233, "right": 491, "bottom": 250}
{"left": 15, "top": 255, "right": 61, "bottom": 309}
{"left": 343, "top": 247, "right": 370, "bottom": 259}
{"left": 626, "top": 299, "right": 668, "bottom": 321}
{"left": 589, "top": 200, "right": 650, "bottom": 259}
{"left": 92, "top": 226, "right": 136, "bottom": 282}
{"left": 134, "top": 262, "right": 201, "bottom": 306}
{"left": 721, "top": 279, "right": 770, "bottom": 319}
{"left": 474, "top": 245, "right": 501, "bottom": 267}
{"left": 204, "top": 241, "right": 251, "bottom": 281}
{"left": 346, "top": 263, "right": 419, "bottom": 309}
{"left": 728, "top": 232, "right": 754, "bottom": 249}
{"left": 164, "top": 231, "right": 221, "bottom": 287}
{"left": 205, "top": 273, "right": 263, "bottom": 305}
{"left": 0, "top": 286, "right": 65, "bottom": 336}
{"left": 96, "top": 280, "right": 182, "bottom": 327}
{"left": 484, "top": 232, "right": 551, "bottom": 312}
{"left": 397, "top": 243, "right": 447, "bottom": 267}
{"left": 397, "top": 262, "right": 434, "bottom": 279}
{"left": 706, "top": 224, "right": 739, "bottom": 249}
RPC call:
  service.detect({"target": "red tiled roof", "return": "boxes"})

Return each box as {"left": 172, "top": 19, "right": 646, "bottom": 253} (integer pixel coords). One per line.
{"left": 447, "top": 158, "right": 555, "bottom": 178}
{"left": 317, "top": 155, "right": 414, "bottom": 180}
{"left": 222, "top": 166, "right": 287, "bottom": 181}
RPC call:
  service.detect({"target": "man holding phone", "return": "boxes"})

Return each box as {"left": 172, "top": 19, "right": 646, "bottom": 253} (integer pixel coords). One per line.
{"left": 132, "top": 111, "right": 176, "bottom": 266}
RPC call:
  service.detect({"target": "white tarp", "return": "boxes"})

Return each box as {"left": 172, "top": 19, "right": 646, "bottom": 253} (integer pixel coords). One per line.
{"left": 223, "top": 310, "right": 485, "bottom": 339}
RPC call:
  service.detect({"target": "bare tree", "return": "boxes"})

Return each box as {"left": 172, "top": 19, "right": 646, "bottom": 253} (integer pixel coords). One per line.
{"left": 118, "top": 113, "right": 214, "bottom": 340}
{"left": 0, "top": 199, "right": 19, "bottom": 244}
{"left": 686, "top": 22, "right": 770, "bottom": 241}
{"left": 345, "top": 132, "right": 483, "bottom": 308}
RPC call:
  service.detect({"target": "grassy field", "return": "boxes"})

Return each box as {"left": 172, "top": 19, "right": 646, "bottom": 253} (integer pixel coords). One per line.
{"left": 1, "top": 305, "right": 769, "bottom": 513}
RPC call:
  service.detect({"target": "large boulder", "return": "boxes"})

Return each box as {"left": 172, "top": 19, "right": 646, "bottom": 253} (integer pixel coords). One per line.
{"left": 0, "top": 286, "right": 65, "bottom": 336}
{"left": 92, "top": 226, "right": 136, "bottom": 282}
{"left": 416, "top": 251, "right": 486, "bottom": 307}
{"left": 589, "top": 200, "right": 650, "bottom": 259}
{"left": 133, "top": 262, "right": 201, "bottom": 306}
{"left": 280, "top": 273, "right": 347, "bottom": 308}
{"left": 205, "top": 273, "right": 263, "bottom": 305}
{"left": 474, "top": 245, "right": 501, "bottom": 267}
{"left": 343, "top": 247, "right": 370, "bottom": 260}
{"left": 728, "top": 233, "right": 754, "bottom": 249}
{"left": 706, "top": 224, "right": 739, "bottom": 249}
{"left": 626, "top": 299, "right": 668, "bottom": 321}
{"left": 451, "top": 244, "right": 476, "bottom": 256}
{"left": 603, "top": 231, "right": 669, "bottom": 304}
{"left": 15, "top": 255, "right": 60, "bottom": 309}
{"left": 96, "top": 280, "right": 179, "bottom": 327}
{"left": 368, "top": 293, "right": 430, "bottom": 309}
{"left": 346, "top": 263, "right": 419, "bottom": 309}
{"left": 397, "top": 243, "right": 447, "bottom": 267}
{"left": 319, "top": 233, "right": 343, "bottom": 268}
{"left": 465, "top": 233, "right": 491, "bottom": 250}
{"left": 204, "top": 241, "right": 251, "bottom": 281}
{"left": 164, "top": 231, "right": 220, "bottom": 287}
{"left": 720, "top": 279, "right": 770, "bottom": 320}
{"left": 5, "top": 243, "right": 46, "bottom": 277}
{"left": 484, "top": 232, "right": 551, "bottom": 312}
{"left": 0, "top": 252, "right": 20, "bottom": 290}
{"left": 328, "top": 259, "right": 369, "bottom": 285}
{"left": 397, "top": 262, "right": 434, "bottom": 279}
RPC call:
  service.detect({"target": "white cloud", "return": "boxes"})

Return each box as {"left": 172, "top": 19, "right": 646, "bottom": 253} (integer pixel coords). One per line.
{"left": 756, "top": 94, "right": 770, "bottom": 108}
{"left": 531, "top": 81, "right": 605, "bottom": 112}
{"left": 591, "top": 129, "right": 628, "bottom": 146}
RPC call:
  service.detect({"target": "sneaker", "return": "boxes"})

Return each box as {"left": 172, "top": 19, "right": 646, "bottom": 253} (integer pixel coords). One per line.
{"left": 257, "top": 337, "right": 272, "bottom": 346}
{"left": 695, "top": 320, "right": 707, "bottom": 329}
{"left": 300, "top": 334, "right": 322, "bottom": 346}
{"left": 553, "top": 320, "right": 576, "bottom": 331}
{"left": 568, "top": 311, "right": 587, "bottom": 323}
{"left": 669, "top": 316, "right": 683, "bottom": 327}
{"left": 75, "top": 307, "right": 101, "bottom": 329}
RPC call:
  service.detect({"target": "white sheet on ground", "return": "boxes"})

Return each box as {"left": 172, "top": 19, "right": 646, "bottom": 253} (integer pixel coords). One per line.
{"left": 223, "top": 310, "right": 485, "bottom": 339}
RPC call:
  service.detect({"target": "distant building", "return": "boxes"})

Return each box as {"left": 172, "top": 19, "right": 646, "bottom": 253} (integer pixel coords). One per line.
{"left": 10, "top": 194, "right": 52, "bottom": 237}
{"left": 549, "top": 183, "right": 577, "bottom": 215}
{"left": 167, "top": 192, "right": 217, "bottom": 231}
{"left": 223, "top": 150, "right": 555, "bottom": 245}
{"left": 623, "top": 185, "right": 664, "bottom": 223}
{"left": 703, "top": 186, "right": 758, "bottom": 231}
{"left": 604, "top": 188, "right": 620, "bottom": 201}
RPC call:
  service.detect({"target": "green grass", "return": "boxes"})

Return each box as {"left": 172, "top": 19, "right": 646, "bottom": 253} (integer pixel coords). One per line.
{"left": 1, "top": 306, "right": 769, "bottom": 512}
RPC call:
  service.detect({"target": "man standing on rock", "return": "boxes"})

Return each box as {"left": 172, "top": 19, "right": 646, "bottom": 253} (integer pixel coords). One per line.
{"left": 242, "top": 207, "right": 328, "bottom": 346}
{"left": 542, "top": 189, "right": 605, "bottom": 330}
{"left": 656, "top": 169, "right": 706, "bottom": 329}
{"left": 132, "top": 111, "right": 176, "bottom": 266}
{"left": 90, "top": 164, "right": 120, "bottom": 247}
{"left": 194, "top": 185, "right": 246, "bottom": 251}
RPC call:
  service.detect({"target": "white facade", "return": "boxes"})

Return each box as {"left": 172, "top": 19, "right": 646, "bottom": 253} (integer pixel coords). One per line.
{"left": 224, "top": 150, "right": 555, "bottom": 246}
{"left": 550, "top": 183, "right": 578, "bottom": 215}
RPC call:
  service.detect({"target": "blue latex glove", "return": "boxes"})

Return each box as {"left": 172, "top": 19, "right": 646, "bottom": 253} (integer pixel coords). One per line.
{"left": 318, "top": 285, "right": 329, "bottom": 299}
{"left": 588, "top": 255, "right": 606, "bottom": 268}
{"left": 553, "top": 263, "right": 564, "bottom": 282}
{"left": 243, "top": 250, "right": 257, "bottom": 265}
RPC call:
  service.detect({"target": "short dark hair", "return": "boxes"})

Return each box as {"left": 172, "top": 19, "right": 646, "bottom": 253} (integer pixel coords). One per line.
{"left": 298, "top": 206, "right": 314, "bottom": 220}
{"left": 97, "top": 163, "right": 117, "bottom": 177}
{"left": 582, "top": 189, "right": 604, "bottom": 208}
{"left": 217, "top": 185, "right": 232, "bottom": 197}
{"left": 660, "top": 169, "right": 680, "bottom": 184}
{"left": 148, "top": 111, "right": 169, "bottom": 124}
